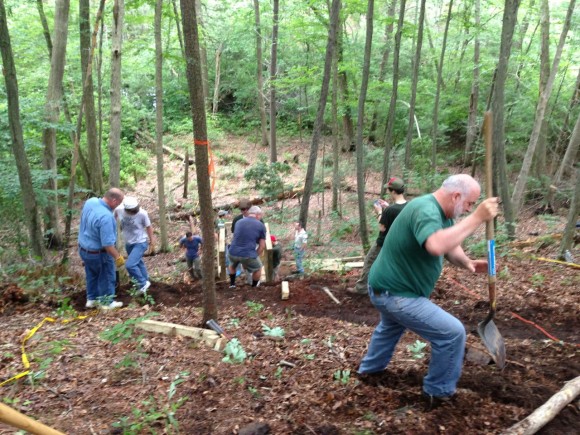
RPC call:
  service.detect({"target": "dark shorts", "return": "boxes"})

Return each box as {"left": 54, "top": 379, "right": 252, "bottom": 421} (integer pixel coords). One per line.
{"left": 228, "top": 254, "right": 262, "bottom": 273}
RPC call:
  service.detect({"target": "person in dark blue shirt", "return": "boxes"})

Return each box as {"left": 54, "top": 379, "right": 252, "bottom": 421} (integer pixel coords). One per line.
{"left": 179, "top": 231, "right": 203, "bottom": 280}
{"left": 228, "top": 206, "right": 266, "bottom": 288}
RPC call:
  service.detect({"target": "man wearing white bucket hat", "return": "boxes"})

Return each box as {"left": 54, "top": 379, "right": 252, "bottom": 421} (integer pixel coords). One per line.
{"left": 114, "top": 196, "right": 154, "bottom": 293}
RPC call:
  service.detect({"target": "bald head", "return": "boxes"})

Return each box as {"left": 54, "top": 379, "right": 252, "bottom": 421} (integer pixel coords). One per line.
{"left": 435, "top": 174, "right": 481, "bottom": 218}
{"left": 103, "top": 188, "right": 124, "bottom": 209}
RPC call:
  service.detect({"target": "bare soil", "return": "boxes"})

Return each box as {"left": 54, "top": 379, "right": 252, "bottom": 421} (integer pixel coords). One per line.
{"left": 1, "top": 136, "right": 579, "bottom": 434}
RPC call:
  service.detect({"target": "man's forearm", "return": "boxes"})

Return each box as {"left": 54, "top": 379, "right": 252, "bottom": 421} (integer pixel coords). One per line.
{"left": 425, "top": 214, "right": 483, "bottom": 256}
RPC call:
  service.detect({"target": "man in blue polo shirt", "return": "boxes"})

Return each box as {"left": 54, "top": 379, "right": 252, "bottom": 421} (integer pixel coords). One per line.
{"left": 228, "top": 206, "right": 266, "bottom": 288}
{"left": 357, "top": 174, "right": 499, "bottom": 409}
{"left": 78, "top": 188, "right": 125, "bottom": 309}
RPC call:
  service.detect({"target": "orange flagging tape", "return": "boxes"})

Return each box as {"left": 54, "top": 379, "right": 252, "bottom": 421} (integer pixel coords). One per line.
{"left": 194, "top": 139, "right": 209, "bottom": 146}
{"left": 448, "top": 277, "right": 580, "bottom": 348}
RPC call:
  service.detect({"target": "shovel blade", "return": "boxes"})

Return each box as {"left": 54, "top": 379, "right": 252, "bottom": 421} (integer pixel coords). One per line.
{"left": 477, "top": 320, "right": 506, "bottom": 369}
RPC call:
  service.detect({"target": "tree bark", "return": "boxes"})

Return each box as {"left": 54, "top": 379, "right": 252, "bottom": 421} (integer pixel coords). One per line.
{"left": 0, "top": 0, "right": 45, "bottom": 259}
{"left": 337, "top": 21, "right": 354, "bottom": 153}
{"left": 492, "top": 0, "right": 521, "bottom": 240}
{"left": 463, "top": 0, "right": 480, "bottom": 167}
{"left": 533, "top": 0, "right": 550, "bottom": 178}
{"left": 36, "top": 0, "right": 53, "bottom": 57}
{"left": 41, "top": 0, "right": 70, "bottom": 249}
{"left": 503, "top": 376, "right": 580, "bottom": 435}
{"left": 299, "top": 0, "right": 340, "bottom": 230}
{"left": 171, "top": 0, "right": 185, "bottom": 57}
{"left": 211, "top": 42, "right": 223, "bottom": 114}
{"left": 552, "top": 68, "right": 580, "bottom": 174}
{"left": 155, "top": 0, "right": 169, "bottom": 253}
{"left": 380, "top": 0, "right": 406, "bottom": 197}
{"left": 558, "top": 167, "right": 579, "bottom": 261}
{"left": 331, "top": 21, "right": 340, "bottom": 214}
{"left": 194, "top": 0, "right": 209, "bottom": 109}
{"left": 62, "top": 0, "right": 106, "bottom": 264}
{"left": 430, "top": 0, "right": 453, "bottom": 182}
{"left": 404, "top": 0, "right": 425, "bottom": 170}
{"left": 108, "top": 0, "right": 124, "bottom": 188}
{"left": 555, "top": 110, "right": 580, "bottom": 185}
{"left": 253, "top": 0, "right": 269, "bottom": 148}
{"left": 180, "top": 0, "right": 218, "bottom": 324}
{"left": 80, "top": 0, "right": 103, "bottom": 195}
{"left": 511, "top": 0, "right": 575, "bottom": 213}
{"left": 269, "top": 0, "right": 279, "bottom": 163}
{"left": 355, "top": 0, "right": 373, "bottom": 251}
{"left": 368, "top": 0, "right": 396, "bottom": 144}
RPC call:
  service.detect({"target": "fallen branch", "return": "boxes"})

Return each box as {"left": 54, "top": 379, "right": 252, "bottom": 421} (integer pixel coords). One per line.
{"left": 502, "top": 375, "right": 580, "bottom": 435}
{"left": 322, "top": 286, "right": 341, "bottom": 305}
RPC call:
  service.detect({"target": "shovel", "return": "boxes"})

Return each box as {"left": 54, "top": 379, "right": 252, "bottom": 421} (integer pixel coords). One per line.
{"left": 477, "top": 111, "right": 506, "bottom": 369}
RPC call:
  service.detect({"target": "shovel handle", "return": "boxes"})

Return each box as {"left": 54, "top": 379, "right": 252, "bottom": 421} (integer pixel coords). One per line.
{"left": 483, "top": 112, "right": 496, "bottom": 307}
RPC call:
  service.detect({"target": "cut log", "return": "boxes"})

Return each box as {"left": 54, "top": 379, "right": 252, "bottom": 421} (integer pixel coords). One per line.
{"left": 168, "top": 182, "right": 331, "bottom": 221}
{"left": 502, "top": 375, "right": 580, "bottom": 435}
{"left": 322, "top": 286, "right": 341, "bottom": 304}
{"left": 136, "top": 319, "right": 225, "bottom": 351}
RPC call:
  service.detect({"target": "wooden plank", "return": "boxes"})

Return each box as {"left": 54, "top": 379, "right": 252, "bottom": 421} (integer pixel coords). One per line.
{"left": 281, "top": 281, "right": 289, "bottom": 300}
{"left": 217, "top": 227, "right": 226, "bottom": 280}
{"left": 136, "top": 320, "right": 223, "bottom": 349}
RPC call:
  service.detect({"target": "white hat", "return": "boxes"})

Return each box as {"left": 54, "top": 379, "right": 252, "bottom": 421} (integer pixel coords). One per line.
{"left": 123, "top": 196, "right": 139, "bottom": 210}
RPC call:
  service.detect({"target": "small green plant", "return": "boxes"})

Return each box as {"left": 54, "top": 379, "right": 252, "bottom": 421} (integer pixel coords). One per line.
{"left": 129, "top": 287, "right": 155, "bottom": 306}
{"left": 245, "top": 301, "right": 264, "bottom": 316}
{"left": 407, "top": 340, "right": 427, "bottom": 360}
{"left": 248, "top": 386, "right": 260, "bottom": 398}
{"left": 244, "top": 156, "right": 291, "bottom": 196}
{"left": 100, "top": 313, "right": 158, "bottom": 344}
{"left": 262, "top": 324, "right": 285, "bottom": 337}
{"left": 303, "top": 353, "right": 316, "bottom": 360}
{"left": 44, "top": 339, "right": 71, "bottom": 355}
{"left": 530, "top": 273, "right": 545, "bottom": 287}
{"left": 233, "top": 376, "right": 246, "bottom": 385}
{"left": 54, "top": 297, "right": 76, "bottom": 318}
{"left": 228, "top": 318, "right": 240, "bottom": 327}
{"left": 300, "top": 338, "right": 312, "bottom": 346}
{"left": 274, "top": 366, "right": 283, "bottom": 379}
{"left": 333, "top": 369, "right": 351, "bottom": 385}
{"left": 498, "top": 266, "right": 511, "bottom": 280}
{"left": 222, "top": 338, "right": 247, "bottom": 364}
{"left": 112, "top": 377, "right": 188, "bottom": 434}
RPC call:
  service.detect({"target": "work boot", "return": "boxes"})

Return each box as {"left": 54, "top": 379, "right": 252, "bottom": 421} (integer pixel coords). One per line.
{"left": 139, "top": 281, "right": 151, "bottom": 294}
{"left": 85, "top": 300, "right": 97, "bottom": 308}
{"left": 100, "top": 301, "right": 123, "bottom": 310}
{"left": 422, "top": 391, "right": 456, "bottom": 411}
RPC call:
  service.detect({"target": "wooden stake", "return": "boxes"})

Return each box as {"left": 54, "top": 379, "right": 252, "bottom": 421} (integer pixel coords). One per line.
{"left": 322, "top": 286, "right": 341, "bottom": 304}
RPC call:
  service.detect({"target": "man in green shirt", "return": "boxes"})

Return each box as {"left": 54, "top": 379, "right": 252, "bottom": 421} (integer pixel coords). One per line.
{"left": 358, "top": 174, "right": 499, "bottom": 410}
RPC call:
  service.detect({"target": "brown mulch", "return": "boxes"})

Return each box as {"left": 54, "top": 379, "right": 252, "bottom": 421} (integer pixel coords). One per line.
{"left": 1, "top": 254, "right": 579, "bottom": 434}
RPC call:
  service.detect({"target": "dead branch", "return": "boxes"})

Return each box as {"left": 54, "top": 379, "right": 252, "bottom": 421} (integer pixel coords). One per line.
{"left": 502, "top": 375, "right": 580, "bottom": 435}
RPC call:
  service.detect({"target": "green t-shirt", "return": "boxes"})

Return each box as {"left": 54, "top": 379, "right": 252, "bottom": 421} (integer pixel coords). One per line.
{"left": 368, "top": 194, "right": 453, "bottom": 298}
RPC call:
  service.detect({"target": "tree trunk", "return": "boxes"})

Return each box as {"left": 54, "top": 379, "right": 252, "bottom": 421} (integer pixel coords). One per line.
{"left": 62, "top": 0, "right": 106, "bottom": 264}
{"left": 298, "top": 0, "right": 340, "bottom": 230}
{"left": 368, "top": 0, "right": 396, "bottom": 144}
{"left": 108, "top": 0, "right": 124, "bottom": 188}
{"left": 331, "top": 22, "right": 340, "bottom": 214}
{"left": 80, "top": 0, "right": 103, "bottom": 195}
{"left": 155, "top": 0, "right": 169, "bottom": 253}
{"left": 180, "top": 0, "right": 218, "bottom": 324}
{"left": 41, "top": 0, "right": 70, "bottom": 249}
{"left": 463, "top": 0, "right": 480, "bottom": 167}
{"left": 559, "top": 168, "right": 580, "bottom": 261}
{"left": 171, "top": 0, "right": 185, "bottom": 57}
{"left": 354, "top": 0, "right": 373, "bottom": 252}
{"left": 211, "top": 42, "right": 223, "bottom": 114}
{"left": 452, "top": 2, "right": 471, "bottom": 91}
{"left": 552, "top": 68, "right": 580, "bottom": 174}
{"left": 337, "top": 22, "right": 354, "bottom": 153}
{"left": 194, "top": 0, "right": 209, "bottom": 110}
{"left": 0, "top": 0, "right": 45, "bottom": 259}
{"left": 533, "top": 0, "right": 550, "bottom": 178}
{"left": 430, "top": 0, "right": 453, "bottom": 181}
{"left": 555, "top": 110, "right": 580, "bottom": 185}
{"left": 269, "top": 0, "right": 279, "bottom": 163}
{"left": 511, "top": 0, "right": 575, "bottom": 213}
{"left": 492, "top": 0, "right": 521, "bottom": 240}
{"left": 253, "top": 0, "right": 268, "bottom": 148}
{"left": 404, "top": 0, "right": 425, "bottom": 170}
{"left": 380, "top": 0, "right": 406, "bottom": 197}
{"left": 36, "top": 0, "right": 53, "bottom": 57}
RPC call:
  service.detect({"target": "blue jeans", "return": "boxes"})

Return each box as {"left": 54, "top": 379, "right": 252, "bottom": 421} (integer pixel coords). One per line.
{"left": 79, "top": 249, "right": 116, "bottom": 302}
{"left": 359, "top": 285, "right": 466, "bottom": 397}
{"left": 294, "top": 248, "right": 305, "bottom": 273}
{"left": 125, "top": 242, "right": 149, "bottom": 288}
